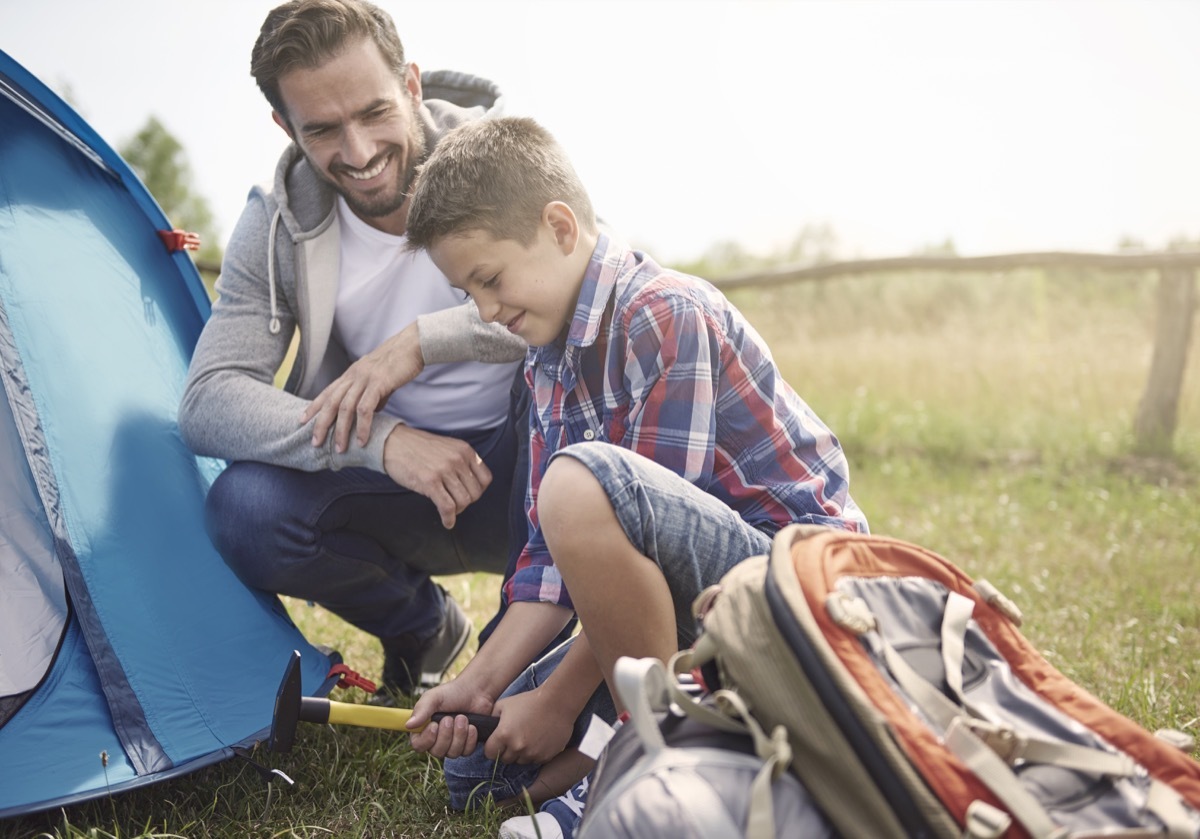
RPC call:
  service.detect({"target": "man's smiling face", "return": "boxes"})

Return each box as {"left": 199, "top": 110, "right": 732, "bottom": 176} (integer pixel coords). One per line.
{"left": 275, "top": 37, "right": 426, "bottom": 234}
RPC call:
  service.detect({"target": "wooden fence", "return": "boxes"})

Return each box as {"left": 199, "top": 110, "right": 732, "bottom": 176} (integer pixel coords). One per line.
{"left": 196, "top": 251, "right": 1200, "bottom": 454}
{"left": 707, "top": 251, "right": 1200, "bottom": 455}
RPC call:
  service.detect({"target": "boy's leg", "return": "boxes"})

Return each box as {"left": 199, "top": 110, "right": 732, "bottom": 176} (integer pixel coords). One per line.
{"left": 538, "top": 443, "right": 773, "bottom": 697}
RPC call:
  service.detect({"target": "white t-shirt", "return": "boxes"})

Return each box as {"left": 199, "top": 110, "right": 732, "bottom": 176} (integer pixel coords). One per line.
{"left": 333, "top": 197, "right": 519, "bottom": 432}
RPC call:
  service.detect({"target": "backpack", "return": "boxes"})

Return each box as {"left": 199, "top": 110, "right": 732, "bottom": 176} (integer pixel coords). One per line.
{"left": 577, "top": 657, "right": 836, "bottom": 839}
{"left": 681, "top": 524, "right": 1200, "bottom": 839}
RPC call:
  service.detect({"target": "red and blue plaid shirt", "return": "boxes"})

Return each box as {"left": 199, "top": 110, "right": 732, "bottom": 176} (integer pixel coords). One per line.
{"left": 505, "top": 234, "right": 867, "bottom": 608}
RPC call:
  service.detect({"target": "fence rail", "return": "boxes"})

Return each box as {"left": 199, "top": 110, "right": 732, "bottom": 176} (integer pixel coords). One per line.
{"left": 709, "top": 251, "right": 1198, "bottom": 456}
{"left": 195, "top": 250, "right": 1198, "bottom": 455}
{"left": 707, "top": 250, "right": 1200, "bottom": 290}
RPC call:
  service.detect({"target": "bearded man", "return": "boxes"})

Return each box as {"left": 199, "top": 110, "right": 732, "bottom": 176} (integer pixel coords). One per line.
{"left": 180, "top": 0, "right": 537, "bottom": 702}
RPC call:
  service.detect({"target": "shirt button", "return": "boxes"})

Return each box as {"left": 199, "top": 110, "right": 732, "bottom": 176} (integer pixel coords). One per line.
{"left": 583, "top": 429, "right": 596, "bottom": 440}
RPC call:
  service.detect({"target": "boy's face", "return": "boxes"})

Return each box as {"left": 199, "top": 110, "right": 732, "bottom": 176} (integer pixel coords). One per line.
{"left": 429, "top": 221, "right": 581, "bottom": 347}
{"left": 274, "top": 38, "right": 426, "bottom": 233}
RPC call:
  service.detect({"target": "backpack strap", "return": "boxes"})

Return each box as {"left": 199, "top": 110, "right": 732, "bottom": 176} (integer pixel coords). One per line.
{"left": 613, "top": 656, "right": 669, "bottom": 755}
{"left": 831, "top": 588, "right": 1200, "bottom": 839}
{"left": 665, "top": 651, "right": 797, "bottom": 839}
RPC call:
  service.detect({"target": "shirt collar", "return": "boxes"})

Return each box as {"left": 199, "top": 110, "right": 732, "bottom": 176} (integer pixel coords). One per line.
{"left": 531, "top": 231, "right": 625, "bottom": 372}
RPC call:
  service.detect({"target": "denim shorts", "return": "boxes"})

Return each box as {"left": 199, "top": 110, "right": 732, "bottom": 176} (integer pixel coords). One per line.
{"left": 444, "top": 442, "right": 774, "bottom": 809}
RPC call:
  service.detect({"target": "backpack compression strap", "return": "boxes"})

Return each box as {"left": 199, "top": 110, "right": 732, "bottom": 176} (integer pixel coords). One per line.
{"left": 828, "top": 588, "right": 1197, "bottom": 839}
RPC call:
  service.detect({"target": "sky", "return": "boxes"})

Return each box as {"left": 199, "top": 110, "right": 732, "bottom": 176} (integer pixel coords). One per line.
{"left": 4, "top": 0, "right": 1200, "bottom": 264}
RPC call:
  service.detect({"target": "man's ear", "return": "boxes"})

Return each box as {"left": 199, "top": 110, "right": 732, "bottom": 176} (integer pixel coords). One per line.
{"left": 544, "top": 202, "right": 579, "bottom": 255}
{"left": 271, "top": 110, "right": 294, "bottom": 141}
{"left": 406, "top": 62, "right": 422, "bottom": 103}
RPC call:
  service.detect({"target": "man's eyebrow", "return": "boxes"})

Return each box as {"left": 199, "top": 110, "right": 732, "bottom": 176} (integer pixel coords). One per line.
{"left": 353, "top": 97, "right": 392, "bottom": 118}
{"left": 298, "top": 117, "right": 337, "bottom": 135}
{"left": 298, "top": 98, "right": 393, "bottom": 134}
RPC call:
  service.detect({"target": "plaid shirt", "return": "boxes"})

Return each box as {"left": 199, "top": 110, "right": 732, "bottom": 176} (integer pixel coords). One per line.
{"left": 505, "top": 234, "right": 867, "bottom": 608}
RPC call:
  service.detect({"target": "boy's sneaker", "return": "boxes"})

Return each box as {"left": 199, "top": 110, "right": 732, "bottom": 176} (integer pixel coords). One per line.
{"left": 498, "top": 775, "right": 588, "bottom": 839}
{"left": 372, "top": 587, "right": 472, "bottom": 703}
{"left": 498, "top": 812, "right": 564, "bottom": 839}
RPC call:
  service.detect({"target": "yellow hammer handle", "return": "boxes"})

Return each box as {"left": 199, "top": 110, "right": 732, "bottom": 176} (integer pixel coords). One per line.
{"left": 325, "top": 701, "right": 420, "bottom": 731}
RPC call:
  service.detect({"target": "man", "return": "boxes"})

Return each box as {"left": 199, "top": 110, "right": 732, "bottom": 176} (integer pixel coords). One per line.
{"left": 178, "top": 0, "right": 530, "bottom": 700}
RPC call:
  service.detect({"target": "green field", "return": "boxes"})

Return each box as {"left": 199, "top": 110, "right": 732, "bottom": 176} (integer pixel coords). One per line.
{"left": 7, "top": 267, "right": 1198, "bottom": 839}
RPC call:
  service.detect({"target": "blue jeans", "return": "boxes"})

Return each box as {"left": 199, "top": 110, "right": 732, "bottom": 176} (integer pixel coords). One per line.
{"left": 204, "top": 371, "right": 529, "bottom": 644}
{"left": 444, "top": 442, "right": 774, "bottom": 809}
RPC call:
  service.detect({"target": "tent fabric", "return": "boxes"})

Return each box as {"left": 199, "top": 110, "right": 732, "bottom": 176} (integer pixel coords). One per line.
{"left": 0, "top": 374, "right": 65, "bottom": 701}
{"left": 0, "top": 48, "right": 337, "bottom": 818}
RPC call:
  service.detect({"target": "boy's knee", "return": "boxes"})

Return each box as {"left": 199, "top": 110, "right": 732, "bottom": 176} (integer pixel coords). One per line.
{"left": 538, "top": 455, "right": 606, "bottom": 531}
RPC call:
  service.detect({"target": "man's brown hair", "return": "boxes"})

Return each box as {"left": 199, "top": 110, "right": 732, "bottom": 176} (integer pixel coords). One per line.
{"left": 251, "top": 0, "right": 406, "bottom": 120}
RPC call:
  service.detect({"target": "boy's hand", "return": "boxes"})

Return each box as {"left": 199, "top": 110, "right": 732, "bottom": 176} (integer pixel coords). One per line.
{"left": 485, "top": 686, "right": 576, "bottom": 767}
{"left": 407, "top": 678, "right": 496, "bottom": 759}
{"left": 301, "top": 322, "right": 425, "bottom": 452}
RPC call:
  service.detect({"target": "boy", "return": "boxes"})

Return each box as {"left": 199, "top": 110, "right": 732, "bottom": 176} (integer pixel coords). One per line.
{"left": 403, "top": 117, "right": 867, "bottom": 836}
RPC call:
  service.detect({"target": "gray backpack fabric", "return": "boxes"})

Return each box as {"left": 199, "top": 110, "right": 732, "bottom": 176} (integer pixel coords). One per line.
{"left": 577, "top": 658, "right": 835, "bottom": 839}
{"left": 685, "top": 525, "right": 1200, "bottom": 839}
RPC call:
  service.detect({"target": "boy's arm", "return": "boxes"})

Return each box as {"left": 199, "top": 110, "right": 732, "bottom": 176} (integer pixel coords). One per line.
{"left": 618, "top": 297, "right": 721, "bottom": 481}
{"left": 406, "top": 601, "right": 572, "bottom": 757}
{"left": 486, "top": 630, "right": 604, "bottom": 766}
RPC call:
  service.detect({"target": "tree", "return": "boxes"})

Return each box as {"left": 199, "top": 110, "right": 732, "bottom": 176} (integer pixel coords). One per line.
{"left": 119, "top": 116, "right": 222, "bottom": 290}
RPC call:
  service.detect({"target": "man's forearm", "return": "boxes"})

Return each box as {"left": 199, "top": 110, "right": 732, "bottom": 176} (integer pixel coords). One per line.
{"left": 417, "top": 300, "right": 526, "bottom": 365}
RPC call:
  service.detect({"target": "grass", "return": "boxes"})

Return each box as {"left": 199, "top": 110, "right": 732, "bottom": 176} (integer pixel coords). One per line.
{"left": 4, "top": 266, "right": 1197, "bottom": 838}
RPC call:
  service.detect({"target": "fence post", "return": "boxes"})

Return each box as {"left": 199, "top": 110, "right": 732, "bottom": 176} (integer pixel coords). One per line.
{"left": 1133, "top": 266, "right": 1197, "bottom": 454}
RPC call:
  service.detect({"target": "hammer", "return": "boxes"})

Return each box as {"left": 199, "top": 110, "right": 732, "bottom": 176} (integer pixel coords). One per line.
{"left": 269, "top": 650, "right": 500, "bottom": 753}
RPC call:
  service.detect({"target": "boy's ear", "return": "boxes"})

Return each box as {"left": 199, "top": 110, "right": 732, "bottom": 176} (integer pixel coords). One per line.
{"left": 271, "top": 110, "right": 294, "bottom": 141}
{"left": 544, "top": 202, "right": 579, "bottom": 255}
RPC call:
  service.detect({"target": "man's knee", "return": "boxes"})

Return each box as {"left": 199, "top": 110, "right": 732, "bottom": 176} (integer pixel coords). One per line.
{"left": 205, "top": 462, "right": 292, "bottom": 585}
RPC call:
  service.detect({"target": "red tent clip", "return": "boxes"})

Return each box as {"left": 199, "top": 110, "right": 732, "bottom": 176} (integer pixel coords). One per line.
{"left": 157, "top": 228, "right": 201, "bottom": 252}
{"left": 327, "top": 663, "right": 378, "bottom": 694}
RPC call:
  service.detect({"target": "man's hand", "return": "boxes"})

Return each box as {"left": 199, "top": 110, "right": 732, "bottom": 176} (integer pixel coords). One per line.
{"left": 301, "top": 322, "right": 425, "bottom": 453}
{"left": 384, "top": 425, "right": 491, "bottom": 528}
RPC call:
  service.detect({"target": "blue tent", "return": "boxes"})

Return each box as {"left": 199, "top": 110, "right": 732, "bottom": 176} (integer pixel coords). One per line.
{"left": 0, "top": 49, "right": 336, "bottom": 818}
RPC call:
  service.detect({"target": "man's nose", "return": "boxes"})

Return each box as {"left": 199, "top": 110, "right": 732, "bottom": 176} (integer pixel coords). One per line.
{"left": 341, "top": 124, "right": 374, "bottom": 169}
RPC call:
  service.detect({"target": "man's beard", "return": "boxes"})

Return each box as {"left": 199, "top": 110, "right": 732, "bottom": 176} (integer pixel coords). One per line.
{"left": 318, "top": 100, "right": 428, "bottom": 221}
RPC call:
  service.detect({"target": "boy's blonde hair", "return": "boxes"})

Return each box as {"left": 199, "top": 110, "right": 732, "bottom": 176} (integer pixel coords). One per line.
{"left": 406, "top": 117, "right": 597, "bottom": 249}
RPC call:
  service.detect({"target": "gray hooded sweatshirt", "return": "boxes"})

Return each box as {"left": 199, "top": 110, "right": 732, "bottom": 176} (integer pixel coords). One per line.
{"left": 179, "top": 70, "right": 526, "bottom": 473}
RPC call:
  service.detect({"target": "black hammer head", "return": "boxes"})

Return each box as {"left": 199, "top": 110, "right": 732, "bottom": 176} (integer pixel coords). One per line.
{"left": 268, "top": 650, "right": 303, "bottom": 753}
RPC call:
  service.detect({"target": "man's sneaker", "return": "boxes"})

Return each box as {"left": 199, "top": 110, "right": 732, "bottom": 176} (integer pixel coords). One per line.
{"left": 417, "top": 589, "right": 473, "bottom": 691}
{"left": 498, "top": 775, "right": 588, "bottom": 839}
{"left": 374, "top": 587, "right": 472, "bottom": 702}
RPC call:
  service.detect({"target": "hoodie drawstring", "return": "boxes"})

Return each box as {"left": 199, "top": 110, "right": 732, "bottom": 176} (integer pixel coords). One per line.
{"left": 267, "top": 209, "right": 282, "bottom": 334}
